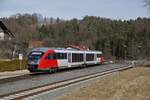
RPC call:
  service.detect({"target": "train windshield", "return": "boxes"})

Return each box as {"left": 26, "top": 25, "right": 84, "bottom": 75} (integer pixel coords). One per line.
{"left": 28, "top": 52, "right": 44, "bottom": 60}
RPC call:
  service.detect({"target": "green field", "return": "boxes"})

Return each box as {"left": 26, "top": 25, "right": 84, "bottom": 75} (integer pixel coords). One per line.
{"left": 0, "top": 59, "right": 27, "bottom": 72}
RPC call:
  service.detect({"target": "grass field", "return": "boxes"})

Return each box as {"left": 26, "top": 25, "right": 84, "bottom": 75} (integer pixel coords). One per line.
{"left": 0, "top": 59, "right": 27, "bottom": 72}
{"left": 57, "top": 62, "right": 150, "bottom": 100}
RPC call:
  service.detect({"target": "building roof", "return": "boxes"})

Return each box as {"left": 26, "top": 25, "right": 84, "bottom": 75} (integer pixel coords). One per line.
{"left": 0, "top": 21, "right": 15, "bottom": 37}
{"left": 29, "top": 40, "right": 45, "bottom": 48}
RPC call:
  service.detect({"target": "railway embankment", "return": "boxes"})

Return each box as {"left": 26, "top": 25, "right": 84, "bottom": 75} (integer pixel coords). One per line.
{"left": 57, "top": 61, "right": 150, "bottom": 100}
{"left": 0, "top": 59, "right": 28, "bottom": 79}
{"left": 0, "top": 59, "right": 27, "bottom": 72}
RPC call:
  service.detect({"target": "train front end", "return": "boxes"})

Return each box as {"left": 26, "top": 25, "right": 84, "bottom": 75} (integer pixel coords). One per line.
{"left": 27, "top": 48, "right": 58, "bottom": 73}
{"left": 27, "top": 51, "right": 44, "bottom": 72}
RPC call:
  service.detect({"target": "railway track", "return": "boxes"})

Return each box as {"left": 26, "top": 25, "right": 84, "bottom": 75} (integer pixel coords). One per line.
{"left": 0, "top": 64, "right": 134, "bottom": 100}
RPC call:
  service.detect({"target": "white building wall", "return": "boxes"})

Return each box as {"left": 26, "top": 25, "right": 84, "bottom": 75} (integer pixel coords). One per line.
{"left": 0, "top": 32, "right": 4, "bottom": 40}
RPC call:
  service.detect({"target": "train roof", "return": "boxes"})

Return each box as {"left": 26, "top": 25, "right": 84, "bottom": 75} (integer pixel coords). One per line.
{"left": 31, "top": 47, "right": 78, "bottom": 52}
{"left": 31, "top": 47, "right": 102, "bottom": 53}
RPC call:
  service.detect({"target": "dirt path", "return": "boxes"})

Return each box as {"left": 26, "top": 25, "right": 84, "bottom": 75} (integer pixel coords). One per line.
{"left": 57, "top": 66, "right": 150, "bottom": 100}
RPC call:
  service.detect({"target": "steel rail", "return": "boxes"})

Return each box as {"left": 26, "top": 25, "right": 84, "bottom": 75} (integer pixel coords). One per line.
{"left": 0, "top": 64, "right": 106, "bottom": 84}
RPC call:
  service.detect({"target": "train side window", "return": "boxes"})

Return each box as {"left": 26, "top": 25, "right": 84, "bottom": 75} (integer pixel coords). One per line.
{"left": 64, "top": 53, "right": 67, "bottom": 59}
{"left": 45, "top": 53, "right": 53, "bottom": 60}
{"left": 97, "top": 54, "right": 101, "bottom": 57}
{"left": 54, "top": 53, "right": 67, "bottom": 59}
{"left": 86, "top": 54, "right": 94, "bottom": 61}
{"left": 72, "top": 53, "right": 83, "bottom": 62}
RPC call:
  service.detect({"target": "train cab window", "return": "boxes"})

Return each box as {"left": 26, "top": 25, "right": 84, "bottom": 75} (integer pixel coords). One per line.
{"left": 45, "top": 53, "right": 53, "bottom": 60}
{"left": 28, "top": 52, "right": 44, "bottom": 60}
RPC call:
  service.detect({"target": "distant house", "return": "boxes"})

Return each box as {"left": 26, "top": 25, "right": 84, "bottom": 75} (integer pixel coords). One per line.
{"left": 28, "top": 40, "right": 45, "bottom": 49}
{"left": 0, "top": 30, "right": 12, "bottom": 41}
{"left": 0, "top": 31, "right": 4, "bottom": 40}
{"left": 0, "top": 21, "right": 14, "bottom": 40}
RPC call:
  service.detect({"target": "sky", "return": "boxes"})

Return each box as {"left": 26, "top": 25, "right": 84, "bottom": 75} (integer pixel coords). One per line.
{"left": 0, "top": 0, "right": 149, "bottom": 20}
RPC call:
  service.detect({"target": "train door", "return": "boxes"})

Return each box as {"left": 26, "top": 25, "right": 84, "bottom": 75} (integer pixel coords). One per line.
{"left": 68, "top": 53, "right": 71, "bottom": 67}
{"left": 84, "top": 52, "right": 86, "bottom": 64}
{"left": 56, "top": 53, "right": 68, "bottom": 68}
{"left": 94, "top": 53, "right": 97, "bottom": 64}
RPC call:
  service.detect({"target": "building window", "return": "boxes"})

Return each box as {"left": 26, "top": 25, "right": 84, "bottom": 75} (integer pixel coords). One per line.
{"left": 0, "top": 32, "right": 4, "bottom": 40}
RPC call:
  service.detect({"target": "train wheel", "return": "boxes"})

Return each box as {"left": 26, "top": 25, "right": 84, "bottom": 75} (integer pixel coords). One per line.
{"left": 53, "top": 68, "right": 58, "bottom": 73}
{"left": 48, "top": 68, "right": 53, "bottom": 73}
{"left": 82, "top": 64, "right": 87, "bottom": 68}
{"left": 49, "top": 68, "right": 58, "bottom": 73}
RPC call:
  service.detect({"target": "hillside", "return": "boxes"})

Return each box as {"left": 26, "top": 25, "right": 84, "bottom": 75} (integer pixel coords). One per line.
{"left": 0, "top": 14, "right": 150, "bottom": 59}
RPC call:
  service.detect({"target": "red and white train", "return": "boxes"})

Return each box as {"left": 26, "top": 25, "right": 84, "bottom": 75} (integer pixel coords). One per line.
{"left": 27, "top": 47, "right": 104, "bottom": 73}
